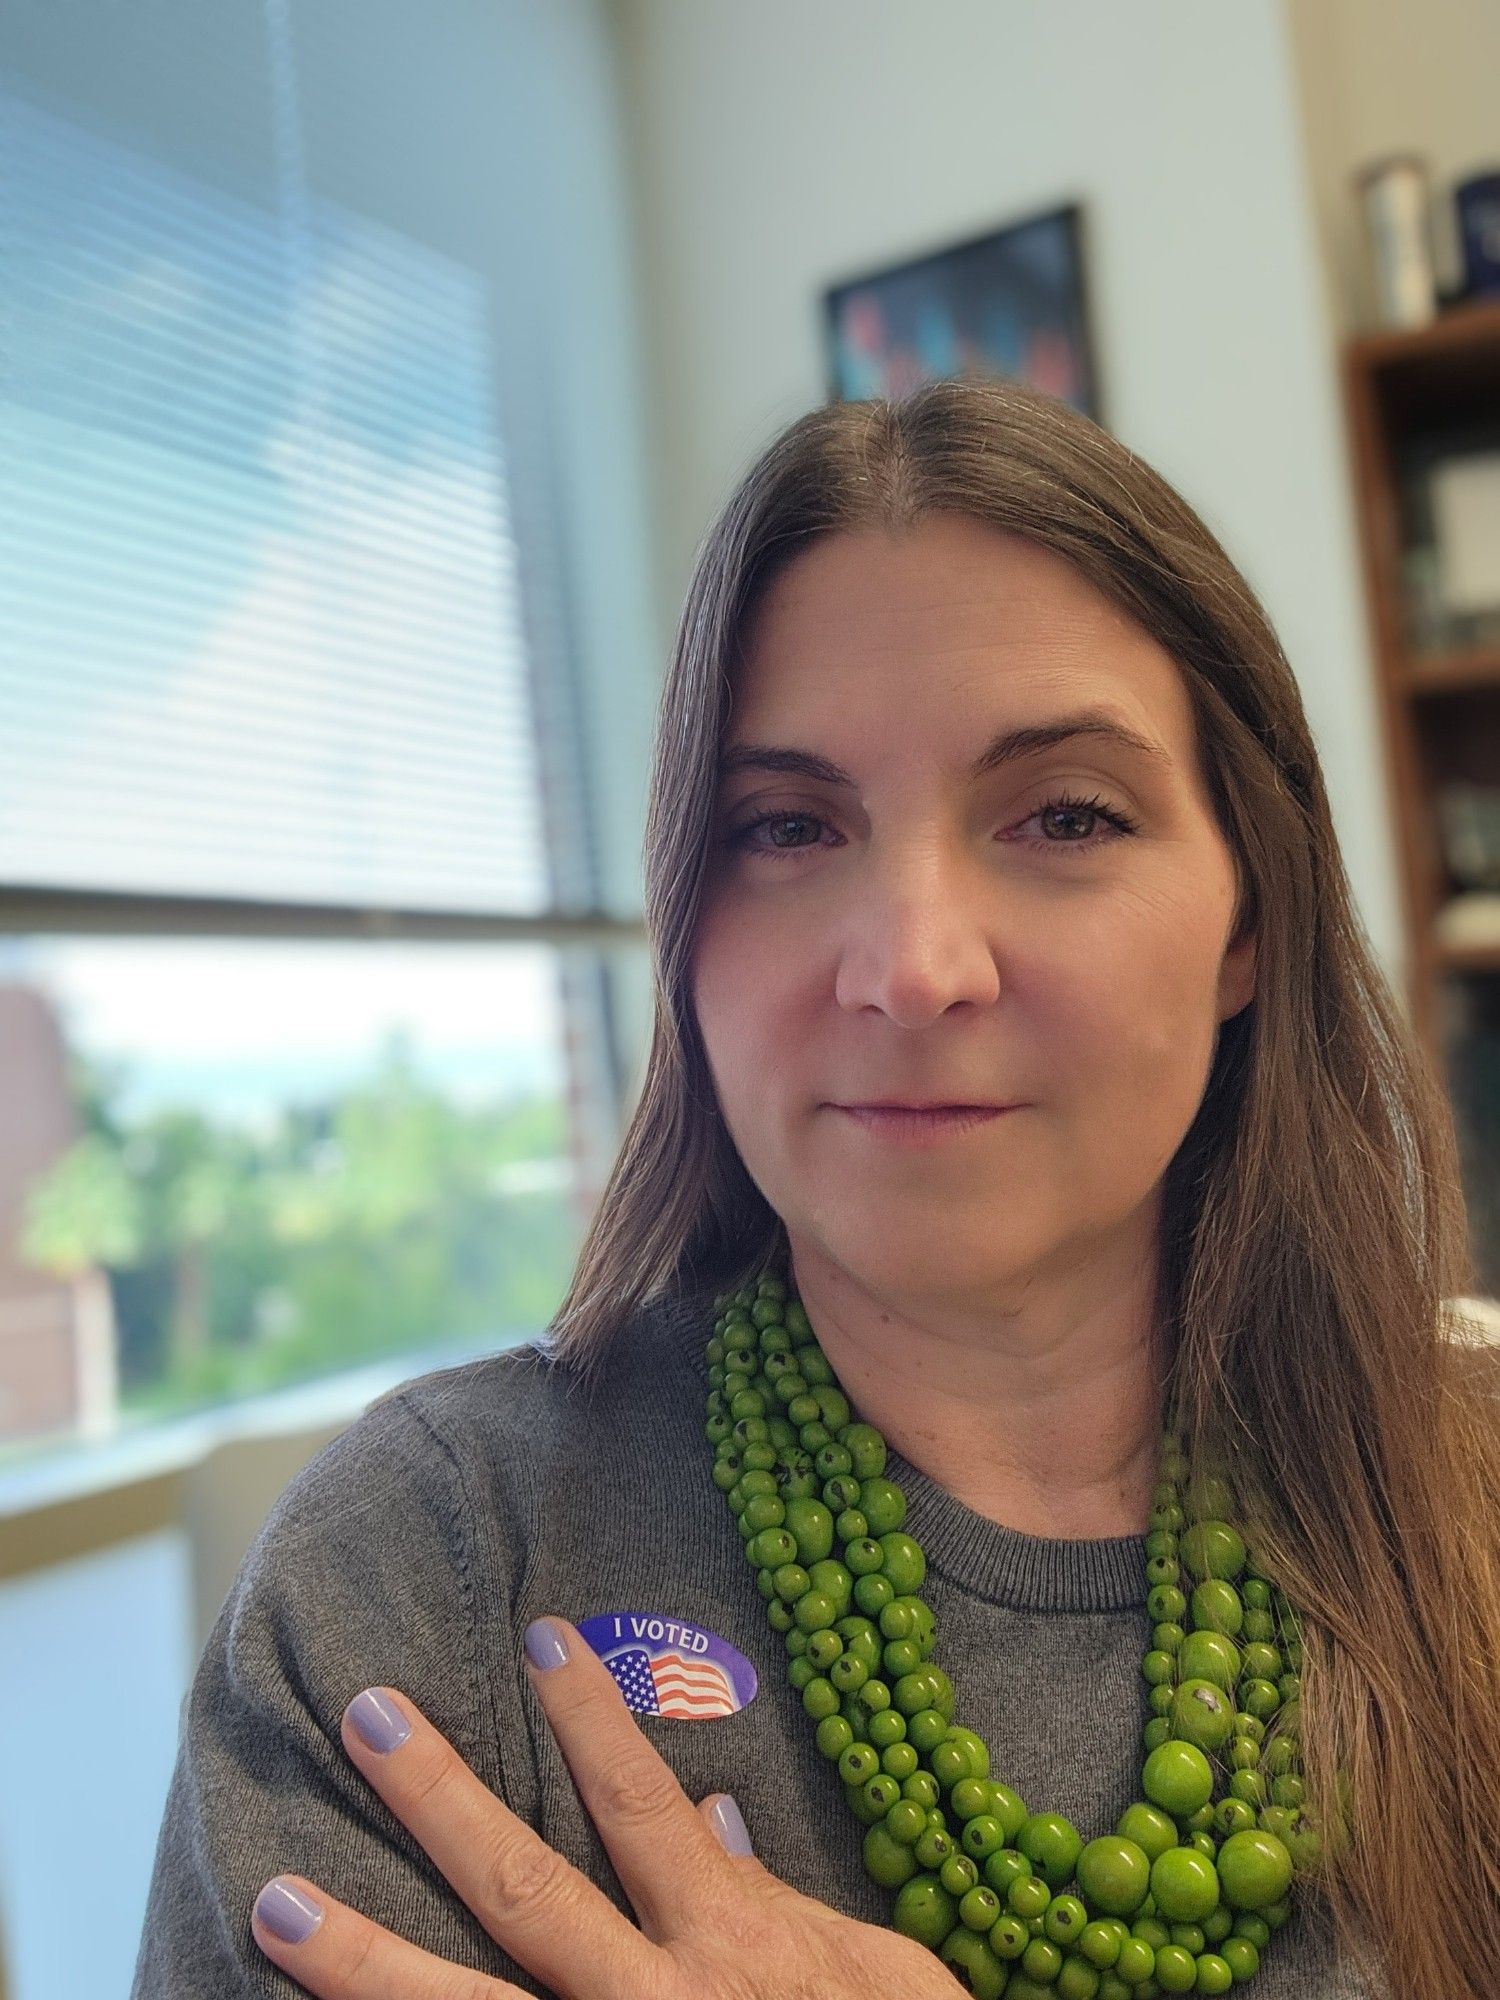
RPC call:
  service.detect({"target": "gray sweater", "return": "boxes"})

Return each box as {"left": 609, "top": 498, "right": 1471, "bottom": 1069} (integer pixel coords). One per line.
{"left": 129, "top": 1282, "right": 1386, "bottom": 1998}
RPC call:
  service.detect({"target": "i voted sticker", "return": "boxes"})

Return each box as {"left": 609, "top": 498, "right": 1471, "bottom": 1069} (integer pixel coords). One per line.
{"left": 576, "top": 1611, "right": 758, "bottom": 1720}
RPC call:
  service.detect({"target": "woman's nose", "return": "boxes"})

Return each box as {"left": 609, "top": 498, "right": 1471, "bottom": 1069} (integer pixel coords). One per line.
{"left": 832, "top": 858, "right": 1001, "bottom": 1026}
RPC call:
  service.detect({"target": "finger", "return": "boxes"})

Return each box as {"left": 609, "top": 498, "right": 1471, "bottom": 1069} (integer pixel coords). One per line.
{"left": 251, "top": 1871, "right": 532, "bottom": 1999}
{"left": 337, "top": 1685, "right": 663, "bottom": 1996}
{"left": 522, "top": 1615, "right": 745, "bottom": 1937}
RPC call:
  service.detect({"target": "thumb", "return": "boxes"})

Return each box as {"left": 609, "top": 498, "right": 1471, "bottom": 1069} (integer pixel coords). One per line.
{"left": 699, "top": 1792, "right": 755, "bottom": 1858}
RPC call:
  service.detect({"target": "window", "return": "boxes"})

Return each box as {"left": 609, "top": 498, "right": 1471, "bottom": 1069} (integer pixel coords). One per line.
{"left": 0, "top": 0, "right": 653, "bottom": 1476}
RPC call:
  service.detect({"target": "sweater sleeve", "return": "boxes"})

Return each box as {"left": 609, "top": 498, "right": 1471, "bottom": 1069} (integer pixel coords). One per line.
{"left": 128, "top": 1382, "right": 553, "bottom": 1999}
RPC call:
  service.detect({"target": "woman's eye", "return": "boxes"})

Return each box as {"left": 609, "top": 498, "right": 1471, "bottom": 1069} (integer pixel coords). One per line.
{"left": 724, "top": 792, "right": 1139, "bottom": 861}
{"left": 1015, "top": 793, "right": 1141, "bottom": 852}
{"left": 724, "top": 809, "right": 832, "bottom": 858}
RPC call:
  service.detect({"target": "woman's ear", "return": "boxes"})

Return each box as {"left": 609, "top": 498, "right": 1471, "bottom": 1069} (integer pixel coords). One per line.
{"left": 1218, "top": 923, "right": 1257, "bottom": 1023}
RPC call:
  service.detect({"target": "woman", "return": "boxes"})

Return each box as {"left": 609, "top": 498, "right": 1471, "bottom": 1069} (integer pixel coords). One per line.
{"left": 131, "top": 377, "right": 1500, "bottom": 2000}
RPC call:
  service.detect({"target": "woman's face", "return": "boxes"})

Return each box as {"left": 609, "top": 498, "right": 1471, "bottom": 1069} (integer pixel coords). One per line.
{"left": 690, "top": 514, "right": 1257, "bottom": 1304}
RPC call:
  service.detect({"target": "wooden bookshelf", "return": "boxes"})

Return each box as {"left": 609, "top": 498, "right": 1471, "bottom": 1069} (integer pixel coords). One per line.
{"left": 1342, "top": 298, "right": 1500, "bottom": 1283}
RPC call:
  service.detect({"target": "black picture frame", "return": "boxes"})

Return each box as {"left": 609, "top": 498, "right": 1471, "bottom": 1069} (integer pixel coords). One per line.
{"left": 822, "top": 201, "right": 1103, "bottom": 423}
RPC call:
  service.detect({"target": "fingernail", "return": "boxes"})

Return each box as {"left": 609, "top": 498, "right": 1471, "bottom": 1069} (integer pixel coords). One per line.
{"left": 255, "top": 1877, "right": 325, "bottom": 1944}
{"left": 346, "top": 1687, "right": 411, "bottom": 1753}
{"left": 524, "top": 1617, "right": 570, "bottom": 1671}
{"left": 706, "top": 1794, "right": 753, "bottom": 1856}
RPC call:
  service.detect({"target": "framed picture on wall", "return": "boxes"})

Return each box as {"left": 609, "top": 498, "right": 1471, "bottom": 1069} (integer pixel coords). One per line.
{"left": 822, "top": 201, "right": 1103, "bottom": 422}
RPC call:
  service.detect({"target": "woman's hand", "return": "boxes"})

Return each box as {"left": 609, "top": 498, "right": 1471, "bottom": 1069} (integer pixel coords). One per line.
{"left": 251, "top": 1613, "right": 958, "bottom": 2000}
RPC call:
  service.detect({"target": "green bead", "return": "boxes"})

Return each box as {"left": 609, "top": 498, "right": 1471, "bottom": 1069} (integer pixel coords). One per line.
{"left": 781, "top": 1498, "right": 834, "bottom": 1563}
{"left": 960, "top": 1814, "right": 1004, "bottom": 1860}
{"left": 986, "top": 1911, "right": 1030, "bottom": 1960}
{"left": 1178, "top": 1520, "right": 1245, "bottom": 1582}
{"left": 1190, "top": 1579, "right": 1243, "bottom": 1636}
{"left": 1020, "top": 1936, "right": 1063, "bottom": 1983}
{"left": 880, "top": 1741, "right": 918, "bottom": 1781}
{"left": 882, "top": 1637, "right": 922, "bottom": 1677}
{"left": 939, "top": 1926, "right": 1008, "bottom": 2000}
{"left": 877, "top": 1531, "right": 925, "bottom": 1594}
{"left": 1151, "top": 1943, "right": 1197, "bottom": 1992}
{"left": 1200, "top": 1903, "right": 1233, "bottom": 1944}
{"left": 862, "top": 1821, "right": 918, "bottom": 1888}
{"left": 853, "top": 1570, "right": 894, "bottom": 1615}
{"left": 1241, "top": 1676, "right": 1281, "bottom": 1720}
{"left": 1170, "top": 1678, "right": 1236, "bottom": 1751}
{"left": 915, "top": 1834, "right": 954, "bottom": 1877}
{"left": 1143, "top": 1650, "right": 1176, "bottom": 1687}
{"left": 1018, "top": 1812, "right": 1084, "bottom": 1889}
{"left": 864, "top": 1770, "right": 903, "bottom": 1815}
{"left": 1178, "top": 1630, "right": 1240, "bottom": 1690}
{"left": 1220, "top": 1935, "right": 1260, "bottom": 1980}
{"left": 840, "top": 1422, "right": 887, "bottom": 1478}
{"left": 1232, "top": 1914, "right": 1271, "bottom": 1948}
{"left": 1116, "top": 1802, "right": 1178, "bottom": 1861}
{"left": 838, "top": 1740, "right": 880, "bottom": 1786}
{"left": 805, "top": 1625, "right": 842, "bottom": 1668}
{"left": 1193, "top": 1952, "right": 1234, "bottom": 1993}
{"left": 982, "top": 1845, "right": 1031, "bottom": 1897}
{"left": 940, "top": 1852, "right": 980, "bottom": 1897}
{"left": 1057, "top": 1953, "right": 1102, "bottom": 1998}
{"left": 942, "top": 1725, "right": 987, "bottom": 1779}
{"left": 1215, "top": 1828, "right": 1293, "bottom": 1910}
{"left": 895, "top": 1672, "right": 939, "bottom": 1719}
{"left": 1113, "top": 1934, "right": 1155, "bottom": 1983}
{"left": 1079, "top": 1918, "right": 1125, "bottom": 1968}
{"left": 858, "top": 1477, "right": 907, "bottom": 1534}
{"left": 1076, "top": 1835, "right": 1151, "bottom": 1916}
{"left": 843, "top": 1777, "right": 886, "bottom": 1824}
{"left": 958, "top": 1884, "right": 1003, "bottom": 1932}
{"left": 1007, "top": 1873, "right": 1051, "bottom": 1921}
{"left": 906, "top": 1707, "right": 948, "bottom": 1754}
{"left": 885, "top": 1797, "right": 930, "bottom": 1847}
{"left": 806, "top": 1559, "right": 852, "bottom": 1617}
{"left": 792, "top": 1589, "right": 837, "bottom": 1633}
{"left": 814, "top": 1713, "right": 852, "bottom": 1759}
{"left": 1149, "top": 1848, "right": 1220, "bottom": 1923}
{"left": 800, "top": 1675, "right": 838, "bottom": 1719}
{"left": 988, "top": 1781, "right": 1029, "bottom": 1843}
{"left": 891, "top": 1872, "right": 958, "bottom": 1948}
{"left": 1143, "top": 1741, "right": 1214, "bottom": 1816}
{"left": 1043, "top": 1892, "right": 1089, "bottom": 1944}
{"left": 868, "top": 1706, "right": 907, "bottom": 1749}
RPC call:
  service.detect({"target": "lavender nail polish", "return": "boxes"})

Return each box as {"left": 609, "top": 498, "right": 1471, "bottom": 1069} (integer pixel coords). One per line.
{"left": 346, "top": 1687, "right": 411, "bottom": 1753}
{"left": 707, "top": 1795, "right": 753, "bottom": 1855}
{"left": 255, "top": 1877, "right": 324, "bottom": 1944}
{"left": 524, "top": 1617, "right": 570, "bottom": 1670}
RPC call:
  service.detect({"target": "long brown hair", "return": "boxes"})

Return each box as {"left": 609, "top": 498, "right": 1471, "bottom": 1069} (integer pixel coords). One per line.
{"left": 539, "top": 374, "right": 1500, "bottom": 1997}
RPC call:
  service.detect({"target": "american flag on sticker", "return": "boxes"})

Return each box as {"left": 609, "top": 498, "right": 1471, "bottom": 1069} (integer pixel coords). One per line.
{"left": 605, "top": 1646, "right": 740, "bottom": 1718}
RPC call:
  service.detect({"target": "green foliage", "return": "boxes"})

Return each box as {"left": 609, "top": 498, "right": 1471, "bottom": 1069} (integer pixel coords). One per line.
{"left": 17, "top": 1027, "right": 582, "bottom": 1422}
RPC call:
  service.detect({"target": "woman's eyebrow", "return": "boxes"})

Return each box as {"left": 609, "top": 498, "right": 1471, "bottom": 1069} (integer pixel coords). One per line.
{"left": 717, "top": 708, "right": 1172, "bottom": 787}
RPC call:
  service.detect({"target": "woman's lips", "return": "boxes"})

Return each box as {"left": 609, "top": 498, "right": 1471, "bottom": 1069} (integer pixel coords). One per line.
{"left": 832, "top": 1104, "right": 1021, "bottom": 1146}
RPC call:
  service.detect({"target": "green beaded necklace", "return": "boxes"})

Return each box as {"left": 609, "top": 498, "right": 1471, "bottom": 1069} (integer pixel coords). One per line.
{"left": 704, "top": 1266, "right": 1319, "bottom": 1999}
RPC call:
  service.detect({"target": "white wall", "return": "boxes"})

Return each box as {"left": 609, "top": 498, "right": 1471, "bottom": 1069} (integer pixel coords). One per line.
{"left": 610, "top": 0, "right": 1407, "bottom": 988}
{"left": 1286, "top": 0, "right": 1500, "bottom": 332}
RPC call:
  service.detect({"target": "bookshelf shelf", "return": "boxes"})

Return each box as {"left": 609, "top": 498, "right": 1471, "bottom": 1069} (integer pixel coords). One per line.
{"left": 1342, "top": 298, "right": 1500, "bottom": 1284}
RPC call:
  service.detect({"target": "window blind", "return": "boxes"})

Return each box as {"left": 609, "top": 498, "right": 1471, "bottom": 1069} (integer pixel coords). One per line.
{"left": 0, "top": 1, "right": 569, "bottom": 919}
